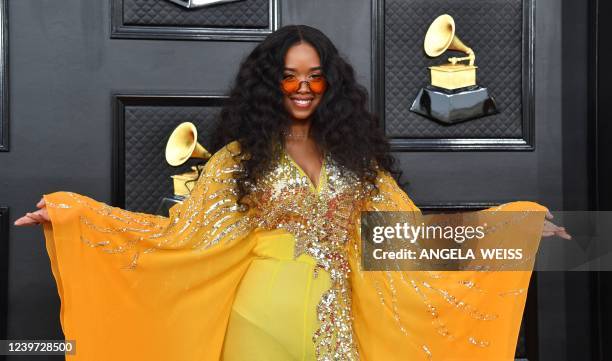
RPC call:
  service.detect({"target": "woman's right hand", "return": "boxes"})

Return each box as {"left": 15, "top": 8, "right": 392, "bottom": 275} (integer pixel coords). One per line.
{"left": 14, "top": 197, "right": 51, "bottom": 226}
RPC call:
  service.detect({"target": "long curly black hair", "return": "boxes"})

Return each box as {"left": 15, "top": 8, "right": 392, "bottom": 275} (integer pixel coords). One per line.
{"left": 210, "top": 24, "right": 403, "bottom": 205}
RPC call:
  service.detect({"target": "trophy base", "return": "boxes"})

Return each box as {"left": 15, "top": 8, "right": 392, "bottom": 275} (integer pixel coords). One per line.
{"left": 410, "top": 85, "right": 498, "bottom": 124}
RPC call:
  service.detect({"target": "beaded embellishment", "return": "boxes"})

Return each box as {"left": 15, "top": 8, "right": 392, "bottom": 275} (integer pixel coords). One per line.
{"left": 245, "top": 144, "right": 375, "bottom": 361}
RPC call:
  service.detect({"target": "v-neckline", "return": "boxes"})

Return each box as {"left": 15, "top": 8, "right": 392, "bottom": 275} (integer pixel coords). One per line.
{"left": 282, "top": 146, "right": 327, "bottom": 194}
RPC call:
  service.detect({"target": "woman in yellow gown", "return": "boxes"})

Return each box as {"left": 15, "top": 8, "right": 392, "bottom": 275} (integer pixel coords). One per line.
{"left": 16, "top": 25, "right": 567, "bottom": 361}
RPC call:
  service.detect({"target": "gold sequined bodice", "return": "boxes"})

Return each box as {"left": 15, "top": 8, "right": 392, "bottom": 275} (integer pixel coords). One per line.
{"left": 248, "top": 147, "right": 372, "bottom": 260}
{"left": 243, "top": 145, "right": 375, "bottom": 361}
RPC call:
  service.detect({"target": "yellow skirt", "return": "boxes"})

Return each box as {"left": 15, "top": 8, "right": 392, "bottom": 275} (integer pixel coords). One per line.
{"left": 222, "top": 229, "right": 331, "bottom": 361}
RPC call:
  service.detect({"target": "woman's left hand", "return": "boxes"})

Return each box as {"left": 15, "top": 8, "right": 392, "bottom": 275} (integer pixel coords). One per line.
{"left": 542, "top": 210, "right": 572, "bottom": 239}
{"left": 14, "top": 197, "right": 50, "bottom": 226}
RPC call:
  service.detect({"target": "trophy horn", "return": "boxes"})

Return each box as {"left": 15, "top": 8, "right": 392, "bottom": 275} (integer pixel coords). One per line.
{"left": 424, "top": 14, "right": 475, "bottom": 66}
{"left": 165, "top": 122, "right": 211, "bottom": 167}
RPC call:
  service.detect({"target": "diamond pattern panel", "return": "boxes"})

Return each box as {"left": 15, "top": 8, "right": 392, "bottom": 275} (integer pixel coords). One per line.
{"left": 122, "top": 0, "right": 270, "bottom": 28}
{"left": 123, "top": 103, "right": 223, "bottom": 213}
{"left": 384, "top": 0, "right": 524, "bottom": 138}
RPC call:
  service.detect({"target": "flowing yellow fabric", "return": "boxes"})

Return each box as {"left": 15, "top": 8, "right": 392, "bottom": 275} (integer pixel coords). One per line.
{"left": 348, "top": 172, "right": 546, "bottom": 361}
{"left": 43, "top": 141, "right": 258, "bottom": 360}
{"left": 41, "top": 140, "right": 546, "bottom": 361}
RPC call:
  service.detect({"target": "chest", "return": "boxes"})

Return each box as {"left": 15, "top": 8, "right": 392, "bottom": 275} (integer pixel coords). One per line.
{"left": 246, "top": 151, "right": 373, "bottom": 259}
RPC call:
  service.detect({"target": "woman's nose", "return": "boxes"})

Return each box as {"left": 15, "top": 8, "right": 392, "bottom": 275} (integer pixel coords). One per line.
{"left": 297, "top": 80, "right": 311, "bottom": 93}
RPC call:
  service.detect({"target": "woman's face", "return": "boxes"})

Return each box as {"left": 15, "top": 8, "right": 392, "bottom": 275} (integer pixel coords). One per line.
{"left": 281, "top": 42, "right": 325, "bottom": 122}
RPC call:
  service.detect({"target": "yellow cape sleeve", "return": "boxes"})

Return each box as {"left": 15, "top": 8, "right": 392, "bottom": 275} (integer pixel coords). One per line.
{"left": 41, "top": 140, "right": 257, "bottom": 361}
{"left": 348, "top": 171, "right": 547, "bottom": 361}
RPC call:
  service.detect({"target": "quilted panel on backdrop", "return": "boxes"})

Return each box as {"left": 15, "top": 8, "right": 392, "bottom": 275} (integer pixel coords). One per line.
{"left": 384, "top": 0, "right": 525, "bottom": 139}
{"left": 123, "top": 102, "right": 223, "bottom": 213}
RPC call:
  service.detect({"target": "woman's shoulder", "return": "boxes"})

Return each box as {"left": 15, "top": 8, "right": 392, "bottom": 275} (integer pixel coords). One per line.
{"left": 208, "top": 140, "right": 242, "bottom": 161}
{"left": 203, "top": 140, "right": 246, "bottom": 173}
{"left": 221, "top": 140, "right": 242, "bottom": 155}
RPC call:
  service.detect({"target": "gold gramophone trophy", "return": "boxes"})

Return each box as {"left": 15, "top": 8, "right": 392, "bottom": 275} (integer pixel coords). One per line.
{"left": 165, "top": 121, "right": 211, "bottom": 198}
{"left": 410, "top": 14, "right": 498, "bottom": 124}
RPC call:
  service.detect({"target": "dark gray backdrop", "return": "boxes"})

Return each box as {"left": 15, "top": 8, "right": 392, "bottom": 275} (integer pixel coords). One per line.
{"left": 0, "top": 0, "right": 592, "bottom": 360}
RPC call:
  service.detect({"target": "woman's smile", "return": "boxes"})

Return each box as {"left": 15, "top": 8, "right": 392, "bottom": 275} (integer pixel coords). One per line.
{"left": 290, "top": 96, "right": 314, "bottom": 108}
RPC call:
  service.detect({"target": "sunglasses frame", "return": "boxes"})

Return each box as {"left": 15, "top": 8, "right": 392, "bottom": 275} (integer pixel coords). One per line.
{"left": 280, "top": 75, "right": 327, "bottom": 94}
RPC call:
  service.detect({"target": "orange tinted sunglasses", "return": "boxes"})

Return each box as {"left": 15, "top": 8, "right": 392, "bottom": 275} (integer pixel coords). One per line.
{"left": 281, "top": 74, "right": 327, "bottom": 94}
